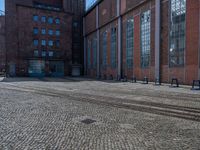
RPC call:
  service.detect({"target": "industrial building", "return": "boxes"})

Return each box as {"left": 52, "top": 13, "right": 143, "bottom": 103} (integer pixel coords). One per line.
{"left": 83, "top": 0, "right": 200, "bottom": 85}
{"left": 5, "top": 0, "right": 84, "bottom": 77}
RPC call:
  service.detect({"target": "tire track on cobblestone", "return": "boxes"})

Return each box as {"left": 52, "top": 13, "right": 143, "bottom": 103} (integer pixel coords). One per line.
{"left": 2, "top": 83, "right": 200, "bottom": 122}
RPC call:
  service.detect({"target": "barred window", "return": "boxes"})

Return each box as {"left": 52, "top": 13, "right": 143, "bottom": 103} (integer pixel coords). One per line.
{"left": 92, "top": 37, "right": 97, "bottom": 69}
{"left": 169, "top": 0, "right": 186, "bottom": 66}
{"left": 141, "top": 10, "right": 151, "bottom": 68}
{"left": 111, "top": 27, "right": 117, "bottom": 68}
{"left": 87, "top": 40, "right": 91, "bottom": 69}
{"left": 102, "top": 32, "right": 107, "bottom": 68}
{"left": 126, "top": 18, "right": 134, "bottom": 68}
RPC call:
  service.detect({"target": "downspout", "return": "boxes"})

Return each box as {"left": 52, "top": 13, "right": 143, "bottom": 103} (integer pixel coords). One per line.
{"left": 155, "top": 0, "right": 161, "bottom": 83}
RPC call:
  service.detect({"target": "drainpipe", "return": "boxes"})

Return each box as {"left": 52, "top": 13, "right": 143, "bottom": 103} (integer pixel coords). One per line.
{"left": 96, "top": 5, "right": 100, "bottom": 78}
{"left": 155, "top": 0, "right": 161, "bottom": 83}
{"left": 117, "top": 0, "right": 122, "bottom": 78}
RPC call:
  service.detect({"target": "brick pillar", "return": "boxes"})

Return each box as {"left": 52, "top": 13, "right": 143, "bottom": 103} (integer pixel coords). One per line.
{"left": 96, "top": 5, "right": 100, "bottom": 78}
{"left": 155, "top": 0, "right": 161, "bottom": 82}
{"left": 117, "top": 0, "right": 122, "bottom": 78}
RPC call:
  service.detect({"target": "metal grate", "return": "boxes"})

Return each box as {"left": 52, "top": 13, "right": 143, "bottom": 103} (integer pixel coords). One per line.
{"left": 81, "top": 119, "right": 96, "bottom": 125}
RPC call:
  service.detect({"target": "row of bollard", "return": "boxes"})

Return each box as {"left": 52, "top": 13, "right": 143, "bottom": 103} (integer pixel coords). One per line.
{"left": 99, "top": 74, "right": 200, "bottom": 90}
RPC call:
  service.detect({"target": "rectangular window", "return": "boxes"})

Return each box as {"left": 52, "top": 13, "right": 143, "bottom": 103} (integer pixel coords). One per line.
{"left": 56, "top": 40, "right": 60, "bottom": 47}
{"left": 41, "top": 40, "right": 46, "bottom": 46}
{"left": 169, "top": 0, "right": 186, "bottom": 66}
{"left": 48, "top": 29, "right": 53, "bottom": 35}
{"left": 126, "top": 18, "right": 134, "bottom": 69}
{"left": 141, "top": 10, "right": 151, "bottom": 68}
{"left": 111, "top": 27, "right": 117, "bottom": 68}
{"left": 33, "top": 15, "right": 39, "bottom": 22}
{"left": 48, "top": 17, "right": 53, "bottom": 24}
{"left": 87, "top": 40, "right": 91, "bottom": 69}
{"left": 42, "top": 51, "right": 46, "bottom": 57}
{"left": 102, "top": 32, "right": 107, "bottom": 68}
{"left": 92, "top": 37, "right": 97, "bottom": 68}
{"left": 55, "top": 18, "right": 60, "bottom": 24}
{"left": 33, "top": 40, "right": 39, "bottom": 46}
{"left": 55, "top": 30, "right": 60, "bottom": 36}
{"left": 34, "top": 50, "right": 39, "bottom": 57}
{"left": 41, "top": 29, "right": 46, "bottom": 35}
{"left": 33, "top": 28, "right": 39, "bottom": 35}
{"left": 48, "top": 40, "right": 54, "bottom": 47}
{"left": 49, "top": 51, "right": 54, "bottom": 57}
{"left": 41, "top": 16, "right": 46, "bottom": 23}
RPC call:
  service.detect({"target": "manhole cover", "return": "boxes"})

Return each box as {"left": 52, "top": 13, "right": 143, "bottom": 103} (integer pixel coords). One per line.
{"left": 81, "top": 119, "right": 96, "bottom": 125}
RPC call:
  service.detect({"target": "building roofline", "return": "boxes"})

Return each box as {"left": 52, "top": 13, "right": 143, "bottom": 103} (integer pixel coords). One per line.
{"left": 84, "top": 0, "right": 103, "bottom": 16}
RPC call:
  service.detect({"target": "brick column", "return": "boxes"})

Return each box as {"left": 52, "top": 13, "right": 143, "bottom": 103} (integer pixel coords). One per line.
{"left": 155, "top": 0, "right": 161, "bottom": 82}
{"left": 83, "top": 17, "right": 87, "bottom": 75}
{"left": 117, "top": 0, "right": 122, "bottom": 78}
{"left": 96, "top": 5, "right": 100, "bottom": 78}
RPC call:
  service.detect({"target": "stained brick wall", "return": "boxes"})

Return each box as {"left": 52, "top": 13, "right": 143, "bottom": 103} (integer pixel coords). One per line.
{"left": 0, "top": 16, "right": 5, "bottom": 72}
{"left": 85, "top": 0, "right": 200, "bottom": 85}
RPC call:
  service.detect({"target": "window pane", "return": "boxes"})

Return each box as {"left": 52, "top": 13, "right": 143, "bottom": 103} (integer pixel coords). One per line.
{"left": 102, "top": 32, "right": 107, "bottom": 68}
{"left": 33, "top": 40, "right": 39, "bottom": 46}
{"left": 41, "top": 29, "right": 46, "bottom": 35}
{"left": 48, "top": 17, "right": 53, "bottom": 24}
{"left": 33, "top": 28, "right": 39, "bottom": 35}
{"left": 33, "top": 15, "right": 39, "bottom": 22}
{"left": 111, "top": 27, "right": 117, "bottom": 68}
{"left": 48, "top": 29, "right": 53, "bottom": 35}
{"left": 55, "top": 18, "right": 60, "bottom": 24}
{"left": 48, "top": 40, "right": 53, "bottom": 46}
{"left": 56, "top": 30, "right": 60, "bottom": 36}
{"left": 169, "top": 0, "right": 186, "bottom": 66}
{"left": 141, "top": 10, "right": 151, "bottom": 68}
{"left": 41, "top": 40, "right": 46, "bottom": 46}
{"left": 41, "top": 16, "right": 46, "bottom": 23}
{"left": 126, "top": 18, "right": 134, "bottom": 68}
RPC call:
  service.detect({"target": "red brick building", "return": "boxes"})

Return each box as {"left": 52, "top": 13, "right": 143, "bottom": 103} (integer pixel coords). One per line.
{"left": 0, "top": 13, "right": 5, "bottom": 73}
{"left": 5, "top": 0, "right": 84, "bottom": 77}
{"left": 83, "top": 0, "right": 200, "bottom": 85}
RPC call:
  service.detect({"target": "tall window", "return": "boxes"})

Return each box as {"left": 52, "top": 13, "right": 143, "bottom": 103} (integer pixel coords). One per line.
{"left": 169, "top": 0, "right": 186, "bottom": 66}
{"left": 41, "top": 16, "right": 46, "bottom": 23}
{"left": 87, "top": 40, "right": 91, "bottom": 69}
{"left": 92, "top": 37, "right": 97, "bottom": 69}
{"left": 48, "top": 17, "right": 53, "bottom": 24}
{"left": 111, "top": 27, "right": 117, "bottom": 68}
{"left": 102, "top": 32, "right": 107, "bottom": 68}
{"left": 141, "top": 10, "right": 151, "bottom": 68}
{"left": 126, "top": 18, "right": 134, "bottom": 68}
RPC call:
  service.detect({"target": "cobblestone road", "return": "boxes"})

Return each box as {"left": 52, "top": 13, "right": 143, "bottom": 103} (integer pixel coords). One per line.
{"left": 0, "top": 77, "right": 200, "bottom": 150}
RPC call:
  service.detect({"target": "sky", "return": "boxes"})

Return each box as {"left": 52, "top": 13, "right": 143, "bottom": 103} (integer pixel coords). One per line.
{"left": 86, "top": 0, "right": 97, "bottom": 11}
{"left": 0, "top": 0, "right": 5, "bottom": 12}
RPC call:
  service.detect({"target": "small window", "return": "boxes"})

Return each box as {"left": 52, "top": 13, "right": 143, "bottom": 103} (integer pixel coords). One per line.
{"left": 55, "top": 18, "right": 60, "bottom": 24}
{"left": 55, "top": 40, "right": 60, "bottom": 47}
{"left": 73, "top": 22, "right": 78, "bottom": 27}
{"left": 33, "top": 28, "right": 39, "bottom": 35}
{"left": 41, "top": 29, "right": 46, "bottom": 35}
{"left": 42, "top": 51, "right": 46, "bottom": 57}
{"left": 33, "top": 40, "right": 39, "bottom": 46}
{"left": 49, "top": 51, "right": 54, "bottom": 57}
{"left": 41, "top": 16, "right": 46, "bottom": 23}
{"left": 48, "top": 40, "right": 54, "bottom": 47}
{"left": 41, "top": 40, "right": 46, "bottom": 46}
{"left": 33, "top": 15, "right": 39, "bottom": 22}
{"left": 48, "top": 29, "right": 53, "bottom": 35}
{"left": 48, "top": 17, "right": 53, "bottom": 24}
{"left": 55, "top": 30, "right": 60, "bottom": 36}
{"left": 34, "top": 50, "right": 39, "bottom": 57}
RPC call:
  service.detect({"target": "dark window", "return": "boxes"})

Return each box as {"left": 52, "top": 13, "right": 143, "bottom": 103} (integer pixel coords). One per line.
{"left": 41, "top": 40, "right": 46, "bottom": 46}
{"left": 55, "top": 30, "right": 60, "bottom": 36}
{"left": 55, "top": 18, "right": 60, "bottom": 24}
{"left": 56, "top": 40, "right": 60, "bottom": 47}
{"left": 41, "top": 16, "right": 46, "bottom": 23}
{"left": 49, "top": 51, "right": 54, "bottom": 57}
{"left": 48, "top": 17, "right": 53, "bottom": 24}
{"left": 102, "top": 31, "right": 107, "bottom": 68}
{"left": 169, "top": 0, "right": 186, "bottom": 67}
{"left": 42, "top": 51, "right": 46, "bottom": 57}
{"left": 111, "top": 27, "right": 117, "bottom": 68}
{"left": 34, "top": 50, "right": 39, "bottom": 57}
{"left": 48, "top": 40, "right": 54, "bottom": 47}
{"left": 33, "top": 40, "right": 39, "bottom": 46}
{"left": 41, "top": 29, "right": 46, "bottom": 35}
{"left": 33, "top": 15, "right": 39, "bottom": 22}
{"left": 33, "top": 28, "right": 39, "bottom": 35}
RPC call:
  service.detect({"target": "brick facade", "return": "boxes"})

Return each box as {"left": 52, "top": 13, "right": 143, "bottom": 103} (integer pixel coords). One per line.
{"left": 84, "top": 0, "right": 200, "bottom": 85}
{"left": 5, "top": 0, "right": 84, "bottom": 77}
{"left": 0, "top": 16, "right": 5, "bottom": 72}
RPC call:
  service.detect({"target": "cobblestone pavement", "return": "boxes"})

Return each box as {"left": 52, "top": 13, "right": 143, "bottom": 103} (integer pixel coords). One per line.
{"left": 0, "top": 77, "right": 200, "bottom": 150}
